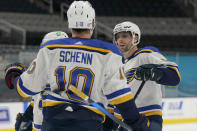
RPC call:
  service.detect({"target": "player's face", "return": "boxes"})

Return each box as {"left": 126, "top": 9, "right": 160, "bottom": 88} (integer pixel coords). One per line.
{"left": 115, "top": 32, "right": 133, "bottom": 53}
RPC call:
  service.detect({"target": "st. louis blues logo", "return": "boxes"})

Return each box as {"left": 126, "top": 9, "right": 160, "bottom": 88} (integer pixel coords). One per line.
{"left": 125, "top": 68, "right": 136, "bottom": 83}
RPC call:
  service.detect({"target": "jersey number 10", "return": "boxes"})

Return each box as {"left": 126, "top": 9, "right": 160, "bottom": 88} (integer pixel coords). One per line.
{"left": 55, "top": 66, "right": 95, "bottom": 102}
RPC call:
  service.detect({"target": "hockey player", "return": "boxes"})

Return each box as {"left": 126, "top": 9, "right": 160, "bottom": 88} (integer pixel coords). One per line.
{"left": 5, "top": 1, "right": 150, "bottom": 131}
{"left": 14, "top": 31, "right": 68, "bottom": 131}
{"left": 113, "top": 21, "right": 181, "bottom": 131}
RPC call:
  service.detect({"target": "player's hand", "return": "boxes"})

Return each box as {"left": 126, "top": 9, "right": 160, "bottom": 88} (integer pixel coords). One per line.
{"left": 125, "top": 114, "right": 150, "bottom": 131}
{"left": 4, "top": 62, "right": 25, "bottom": 89}
{"left": 135, "top": 64, "right": 163, "bottom": 82}
{"left": 15, "top": 113, "right": 32, "bottom": 131}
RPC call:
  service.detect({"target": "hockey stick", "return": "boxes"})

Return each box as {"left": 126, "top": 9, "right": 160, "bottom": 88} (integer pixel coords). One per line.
{"left": 134, "top": 80, "right": 146, "bottom": 100}
{"left": 133, "top": 64, "right": 169, "bottom": 100}
{"left": 116, "top": 80, "right": 146, "bottom": 131}
{"left": 68, "top": 85, "right": 133, "bottom": 131}
{"left": 133, "top": 64, "right": 168, "bottom": 100}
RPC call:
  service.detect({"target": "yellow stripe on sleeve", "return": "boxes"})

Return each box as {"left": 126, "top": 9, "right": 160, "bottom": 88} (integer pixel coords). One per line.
{"left": 142, "top": 110, "right": 162, "bottom": 116}
{"left": 109, "top": 93, "right": 133, "bottom": 105}
{"left": 168, "top": 66, "right": 181, "bottom": 79}
{"left": 16, "top": 79, "right": 30, "bottom": 98}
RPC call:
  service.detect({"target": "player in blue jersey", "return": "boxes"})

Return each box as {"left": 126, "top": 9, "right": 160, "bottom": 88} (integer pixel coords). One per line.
{"left": 113, "top": 21, "right": 181, "bottom": 131}
{"left": 5, "top": 1, "right": 150, "bottom": 131}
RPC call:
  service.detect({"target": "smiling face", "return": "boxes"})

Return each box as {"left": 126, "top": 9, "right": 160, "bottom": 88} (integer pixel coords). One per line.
{"left": 115, "top": 32, "right": 134, "bottom": 53}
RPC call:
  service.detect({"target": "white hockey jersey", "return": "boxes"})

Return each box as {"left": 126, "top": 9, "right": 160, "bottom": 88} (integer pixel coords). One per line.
{"left": 121, "top": 46, "right": 180, "bottom": 118}
{"left": 31, "top": 94, "right": 42, "bottom": 131}
{"left": 16, "top": 38, "right": 133, "bottom": 117}
{"left": 25, "top": 58, "right": 42, "bottom": 131}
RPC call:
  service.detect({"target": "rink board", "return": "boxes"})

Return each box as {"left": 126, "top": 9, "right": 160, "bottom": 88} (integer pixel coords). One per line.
{"left": 1, "top": 98, "right": 197, "bottom": 130}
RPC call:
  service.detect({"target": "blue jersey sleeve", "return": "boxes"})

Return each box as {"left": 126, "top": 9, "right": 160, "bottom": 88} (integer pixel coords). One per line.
{"left": 158, "top": 67, "right": 180, "bottom": 86}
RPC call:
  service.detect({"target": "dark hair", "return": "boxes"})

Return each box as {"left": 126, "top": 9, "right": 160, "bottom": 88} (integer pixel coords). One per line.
{"left": 72, "top": 29, "right": 89, "bottom": 33}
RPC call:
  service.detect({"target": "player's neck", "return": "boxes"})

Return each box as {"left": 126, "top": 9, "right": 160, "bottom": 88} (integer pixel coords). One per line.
{"left": 72, "top": 31, "right": 91, "bottom": 39}
{"left": 124, "top": 46, "right": 138, "bottom": 59}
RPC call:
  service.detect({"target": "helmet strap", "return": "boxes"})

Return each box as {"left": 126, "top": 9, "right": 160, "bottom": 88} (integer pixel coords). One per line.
{"left": 90, "top": 20, "right": 95, "bottom": 37}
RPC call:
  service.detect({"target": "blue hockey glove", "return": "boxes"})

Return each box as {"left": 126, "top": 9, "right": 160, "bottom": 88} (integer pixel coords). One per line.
{"left": 15, "top": 113, "right": 32, "bottom": 131}
{"left": 15, "top": 105, "right": 33, "bottom": 131}
{"left": 135, "top": 64, "right": 163, "bottom": 82}
{"left": 125, "top": 115, "right": 150, "bottom": 131}
{"left": 4, "top": 62, "right": 25, "bottom": 89}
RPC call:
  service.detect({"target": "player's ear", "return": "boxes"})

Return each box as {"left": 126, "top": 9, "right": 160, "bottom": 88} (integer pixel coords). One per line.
{"left": 134, "top": 34, "right": 139, "bottom": 44}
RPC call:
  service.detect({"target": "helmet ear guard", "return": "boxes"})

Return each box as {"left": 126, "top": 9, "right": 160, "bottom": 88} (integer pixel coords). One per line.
{"left": 67, "top": 1, "right": 96, "bottom": 31}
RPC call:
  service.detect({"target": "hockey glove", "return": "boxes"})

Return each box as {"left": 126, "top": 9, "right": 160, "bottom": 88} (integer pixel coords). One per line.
{"left": 125, "top": 114, "right": 150, "bottom": 131}
{"left": 4, "top": 62, "right": 25, "bottom": 89}
{"left": 15, "top": 105, "right": 33, "bottom": 131}
{"left": 15, "top": 113, "right": 32, "bottom": 131}
{"left": 135, "top": 64, "right": 163, "bottom": 82}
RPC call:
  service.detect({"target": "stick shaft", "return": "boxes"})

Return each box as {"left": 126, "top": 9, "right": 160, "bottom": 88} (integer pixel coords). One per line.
{"left": 68, "top": 85, "right": 133, "bottom": 131}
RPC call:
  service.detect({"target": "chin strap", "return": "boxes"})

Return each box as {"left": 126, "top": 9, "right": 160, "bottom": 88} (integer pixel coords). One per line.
{"left": 90, "top": 29, "right": 94, "bottom": 36}
{"left": 90, "top": 21, "right": 95, "bottom": 37}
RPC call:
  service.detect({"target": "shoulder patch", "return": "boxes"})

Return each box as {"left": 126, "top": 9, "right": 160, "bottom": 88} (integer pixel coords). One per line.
{"left": 27, "top": 61, "right": 36, "bottom": 74}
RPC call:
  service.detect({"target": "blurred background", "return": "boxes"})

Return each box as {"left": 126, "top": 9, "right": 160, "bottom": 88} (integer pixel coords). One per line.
{"left": 1, "top": 0, "right": 197, "bottom": 101}
{"left": 0, "top": 0, "right": 197, "bottom": 130}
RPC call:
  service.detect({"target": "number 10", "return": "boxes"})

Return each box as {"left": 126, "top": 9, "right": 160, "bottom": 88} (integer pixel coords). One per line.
{"left": 55, "top": 66, "right": 95, "bottom": 102}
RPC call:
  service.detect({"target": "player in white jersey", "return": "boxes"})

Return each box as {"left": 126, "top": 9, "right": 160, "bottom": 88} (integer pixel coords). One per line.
{"left": 113, "top": 21, "right": 181, "bottom": 131}
{"left": 5, "top": 1, "right": 150, "bottom": 131}
{"left": 13, "top": 31, "right": 68, "bottom": 131}
{"left": 32, "top": 31, "right": 68, "bottom": 131}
